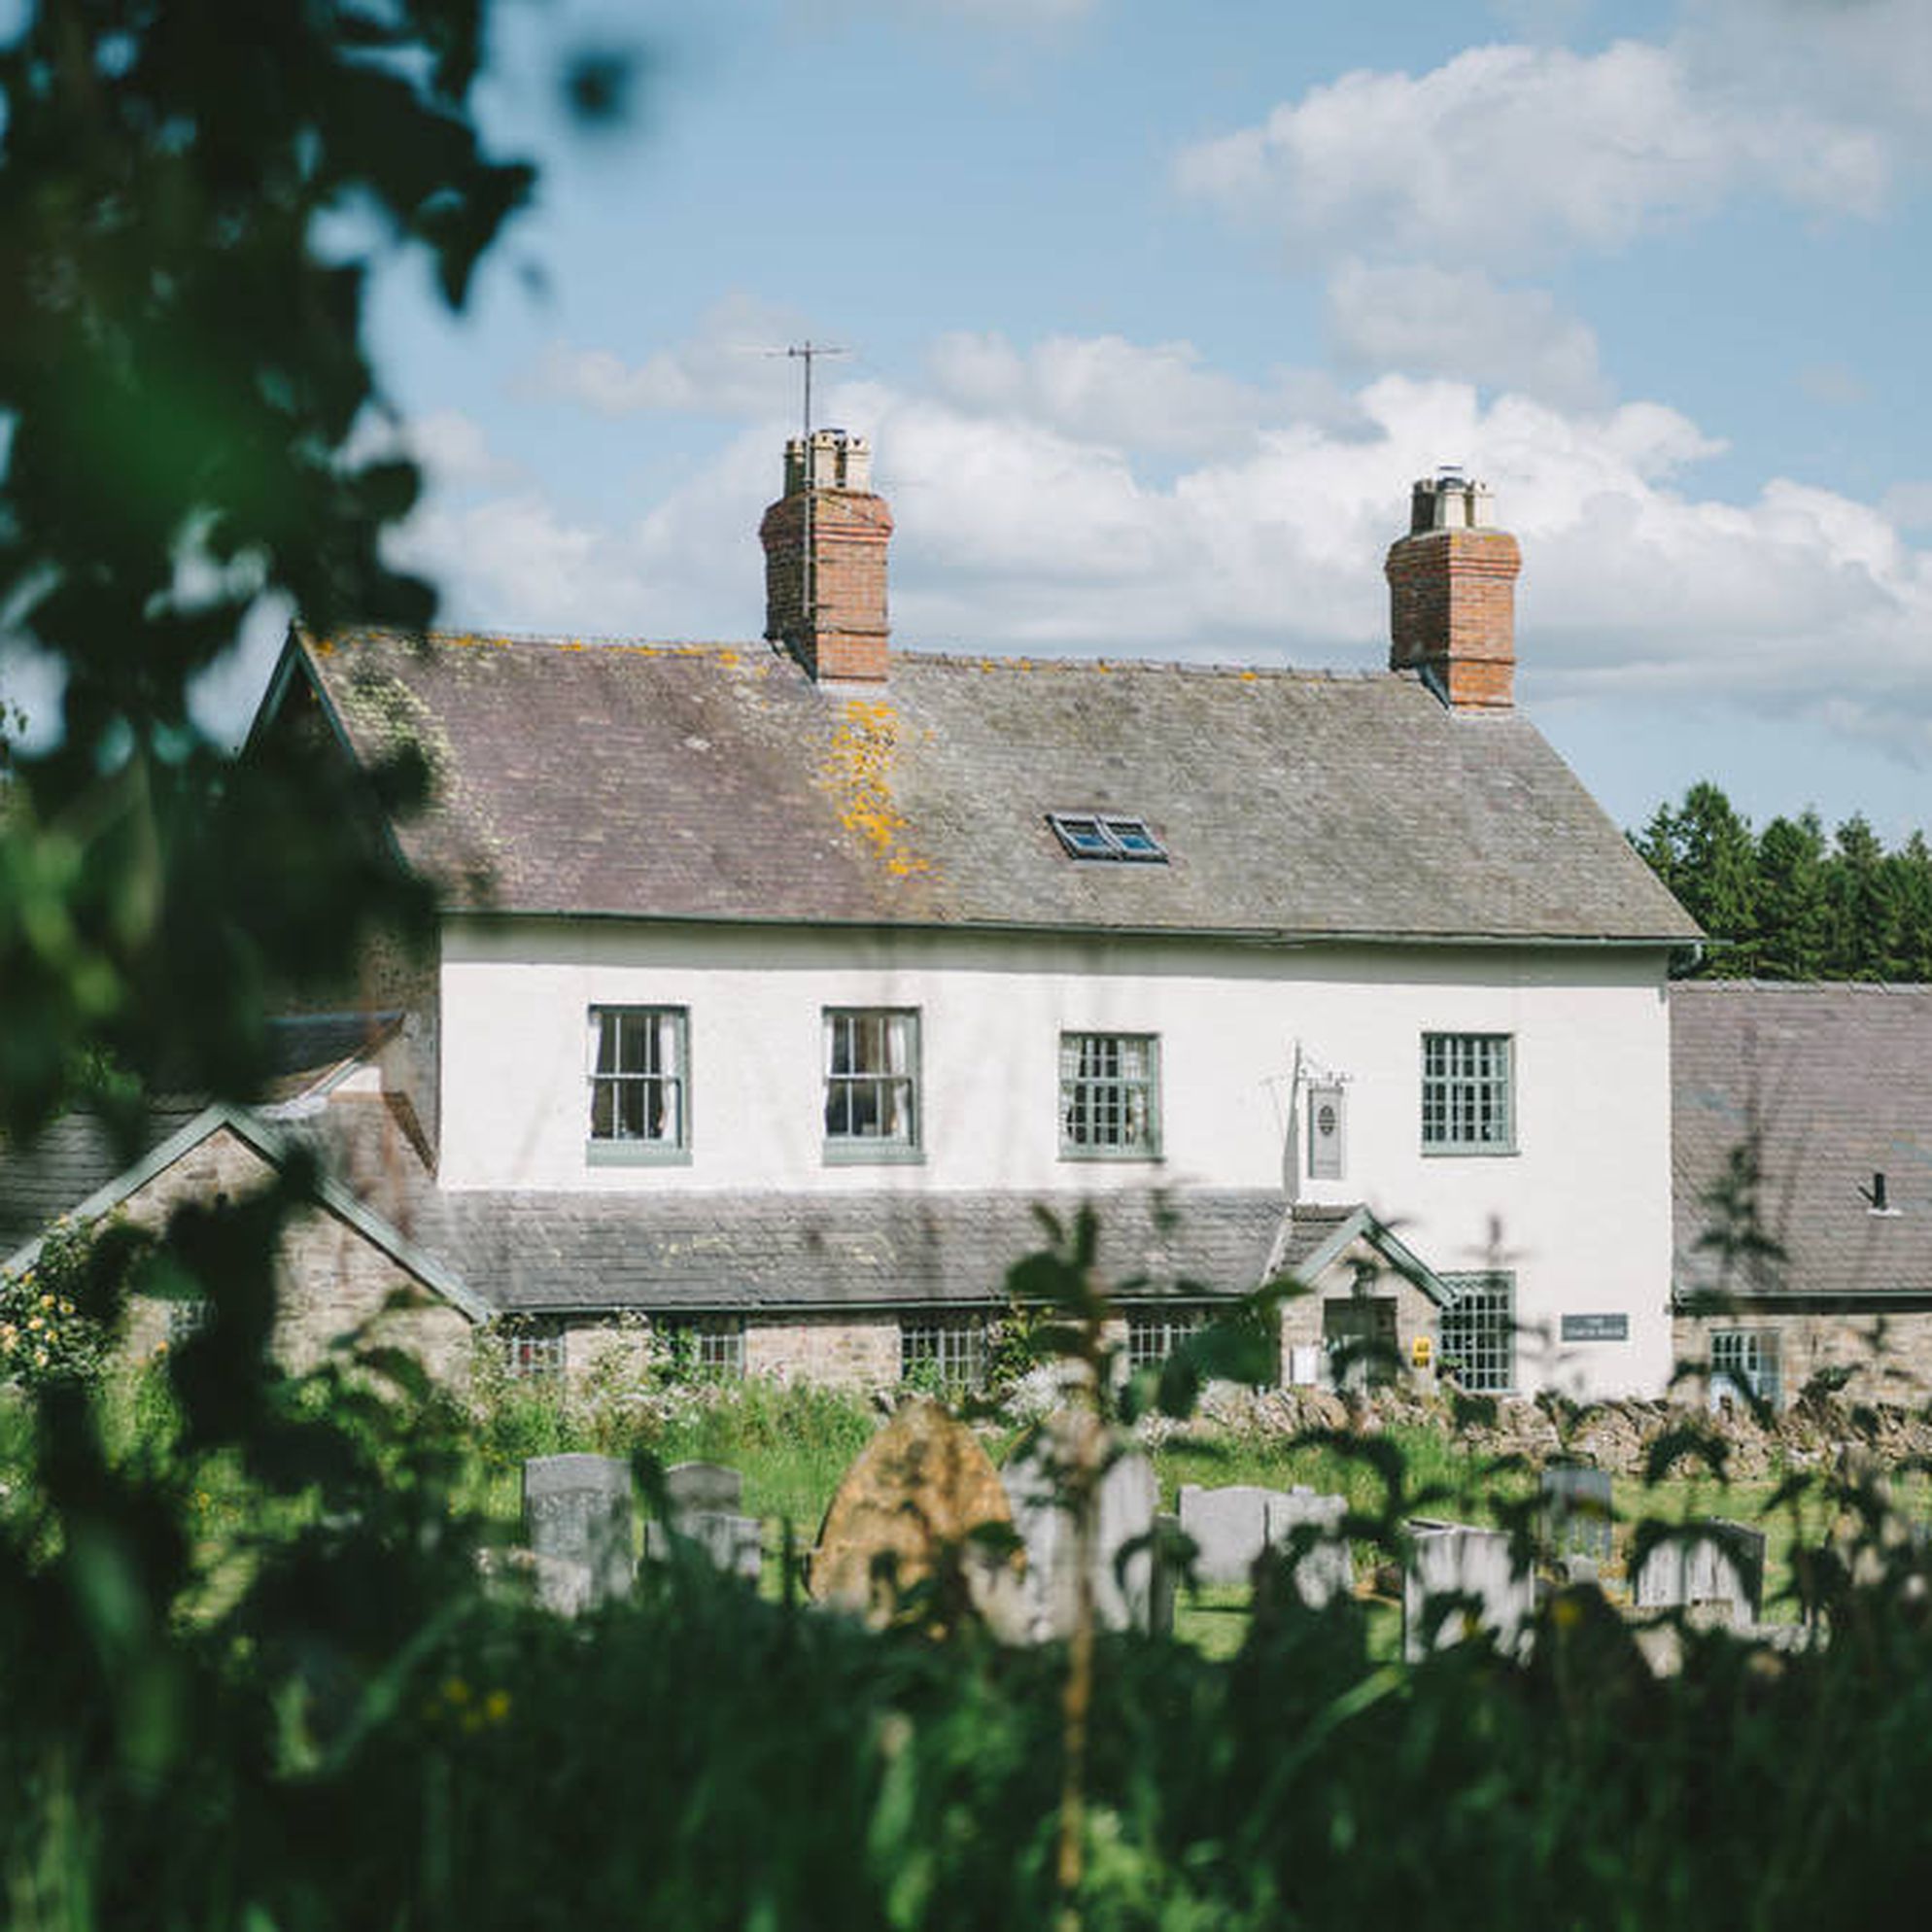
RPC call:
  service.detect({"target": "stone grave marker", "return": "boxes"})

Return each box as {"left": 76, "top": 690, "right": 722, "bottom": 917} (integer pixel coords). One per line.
{"left": 523, "top": 1453, "right": 636, "bottom": 1614}
{"left": 1177, "top": 1484, "right": 1275, "bottom": 1586}
{"left": 1404, "top": 1518, "right": 1534, "bottom": 1660}
{"left": 1004, "top": 1411, "right": 1164, "bottom": 1639}
{"left": 1540, "top": 1464, "right": 1614, "bottom": 1564}
{"left": 810, "top": 1398, "right": 1021, "bottom": 1628}
{"left": 1177, "top": 1483, "right": 1355, "bottom": 1607}
{"left": 1634, "top": 1521, "right": 1766, "bottom": 1622}
{"left": 644, "top": 1460, "right": 763, "bottom": 1582}
{"left": 1265, "top": 1488, "right": 1355, "bottom": 1608}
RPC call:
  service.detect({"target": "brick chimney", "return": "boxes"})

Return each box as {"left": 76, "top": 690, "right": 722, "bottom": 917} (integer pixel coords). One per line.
{"left": 1385, "top": 470, "right": 1522, "bottom": 710}
{"left": 759, "top": 430, "right": 893, "bottom": 682}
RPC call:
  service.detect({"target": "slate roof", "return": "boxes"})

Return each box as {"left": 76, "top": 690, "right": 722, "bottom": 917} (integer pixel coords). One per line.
{"left": 0, "top": 1013, "right": 396, "bottom": 1254}
{"left": 1673, "top": 983, "right": 1932, "bottom": 1301}
{"left": 408, "top": 1188, "right": 1287, "bottom": 1315}
{"left": 282, "top": 631, "right": 1697, "bottom": 945}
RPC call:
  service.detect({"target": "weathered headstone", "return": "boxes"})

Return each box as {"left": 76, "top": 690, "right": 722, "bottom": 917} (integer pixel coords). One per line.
{"left": 644, "top": 1461, "right": 763, "bottom": 1582}
{"left": 1178, "top": 1484, "right": 1275, "bottom": 1586}
{"left": 1404, "top": 1518, "right": 1534, "bottom": 1660}
{"left": 1633, "top": 1521, "right": 1765, "bottom": 1622}
{"left": 665, "top": 1460, "right": 743, "bottom": 1515}
{"left": 1176, "top": 1483, "right": 1355, "bottom": 1607}
{"left": 1004, "top": 1411, "right": 1161, "bottom": 1639}
{"left": 1540, "top": 1464, "right": 1614, "bottom": 1564}
{"left": 811, "top": 1399, "right": 1020, "bottom": 1628}
{"left": 1265, "top": 1488, "right": 1355, "bottom": 1608}
{"left": 523, "top": 1453, "right": 635, "bottom": 1614}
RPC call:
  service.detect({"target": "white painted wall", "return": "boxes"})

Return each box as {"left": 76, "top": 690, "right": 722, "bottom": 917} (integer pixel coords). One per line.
{"left": 434, "top": 916, "right": 1676, "bottom": 1398}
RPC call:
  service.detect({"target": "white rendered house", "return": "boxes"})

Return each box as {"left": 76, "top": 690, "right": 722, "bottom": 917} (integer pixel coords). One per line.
{"left": 224, "top": 442, "right": 1697, "bottom": 1397}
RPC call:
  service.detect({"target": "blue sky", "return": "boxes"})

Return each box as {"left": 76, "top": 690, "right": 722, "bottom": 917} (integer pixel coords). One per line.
{"left": 205, "top": 0, "right": 1932, "bottom": 840}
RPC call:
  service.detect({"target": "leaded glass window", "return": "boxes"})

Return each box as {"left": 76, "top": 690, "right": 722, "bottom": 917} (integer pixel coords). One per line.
{"left": 1422, "top": 1033, "right": 1514, "bottom": 1152}
{"left": 1060, "top": 1032, "right": 1160, "bottom": 1157}
{"left": 1439, "top": 1273, "right": 1515, "bottom": 1395}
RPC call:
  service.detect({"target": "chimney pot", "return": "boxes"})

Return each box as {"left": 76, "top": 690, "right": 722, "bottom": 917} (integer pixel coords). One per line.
{"left": 1385, "top": 474, "right": 1521, "bottom": 711}
{"left": 761, "top": 430, "right": 892, "bottom": 682}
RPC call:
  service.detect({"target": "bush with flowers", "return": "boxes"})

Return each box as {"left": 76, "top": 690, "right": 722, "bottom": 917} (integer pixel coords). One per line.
{"left": 0, "top": 1214, "right": 145, "bottom": 1392}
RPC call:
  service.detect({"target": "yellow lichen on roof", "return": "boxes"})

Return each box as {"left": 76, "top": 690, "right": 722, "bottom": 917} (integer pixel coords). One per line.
{"left": 815, "top": 699, "right": 933, "bottom": 880}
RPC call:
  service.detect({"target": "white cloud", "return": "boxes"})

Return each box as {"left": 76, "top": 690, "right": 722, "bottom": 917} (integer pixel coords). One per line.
{"left": 923, "top": 330, "right": 1364, "bottom": 456}
{"left": 1326, "top": 262, "right": 1608, "bottom": 408}
{"left": 398, "top": 335, "right": 1932, "bottom": 758}
{"left": 529, "top": 293, "right": 813, "bottom": 420}
{"left": 405, "top": 410, "right": 524, "bottom": 490}
{"left": 1175, "top": 39, "right": 1886, "bottom": 270}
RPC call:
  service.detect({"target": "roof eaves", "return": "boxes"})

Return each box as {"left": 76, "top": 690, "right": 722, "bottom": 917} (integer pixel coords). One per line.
{"left": 1276, "top": 1205, "right": 1453, "bottom": 1308}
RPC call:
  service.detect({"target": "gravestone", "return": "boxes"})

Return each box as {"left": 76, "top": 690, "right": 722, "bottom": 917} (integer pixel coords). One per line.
{"left": 665, "top": 1460, "right": 743, "bottom": 1514}
{"left": 1177, "top": 1483, "right": 1355, "bottom": 1607}
{"left": 1540, "top": 1464, "right": 1615, "bottom": 1564}
{"left": 1265, "top": 1488, "right": 1355, "bottom": 1608}
{"left": 1004, "top": 1412, "right": 1163, "bottom": 1639}
{"left": 1178, "top": 1484, "right": 1275, "bottom": 1586}
{"left": 523, "top": 1453, "right": 636, "bottom": 1614}
{"left": 1404, "top": 1518, "right": 1534, "bottom": 1660}
{"left": 811, "top": 1398, "right": 1021, "bottom": 1628}
{"left": 1633, "top": 1521, "right": 1766, "bottom": 1622}
{"left": 644, "top": 1461, "right": 763, "bottom": 1582}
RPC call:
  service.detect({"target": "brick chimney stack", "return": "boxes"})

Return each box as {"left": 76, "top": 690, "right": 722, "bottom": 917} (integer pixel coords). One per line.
{"left": 760, "top": 430, "right": 893, "bottom": 682}
{"left": 1385, "top": 470, "right": 1522, "bottom": 710}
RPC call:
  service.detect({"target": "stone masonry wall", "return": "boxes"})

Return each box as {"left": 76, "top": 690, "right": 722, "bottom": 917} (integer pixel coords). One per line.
{"left": 745, "top": 1311, "right": 900, "bottom": 1388}
{"left": 112, "top": 1127, "right": 473, "bottom": 1382}
{"left": 1674, "top": 1308, "right": 1932, "bottom": 1408}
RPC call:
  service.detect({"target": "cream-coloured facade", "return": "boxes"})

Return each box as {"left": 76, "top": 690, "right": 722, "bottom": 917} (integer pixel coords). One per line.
{"left": 433, "top": 917, "right": 1677, "bottom": 1398}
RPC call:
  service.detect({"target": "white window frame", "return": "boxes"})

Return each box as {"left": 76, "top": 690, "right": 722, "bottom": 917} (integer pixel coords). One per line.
{"left": 1059, "top": 1032, "right": 1161, "bottom": 1160}
{"left": 588, "top": 1006, "right": 690, "bottom": 1164}
{"left": 1422, "top": 1032, "right": 1515, "bottom": 1155}
{"left": 660, "top": 1314, "right": 746, "bottom": 1381}
{"left": 823, "top": 1009, "right": 922, "bottom": 1162}
{"left": 1125, "top": 1304, "right": 1205, "bottom": 1373}
{"left": 900, "top": 1314, "right": 985, "bottom": 1390}
{"left": 501, "top": 1320, "right": 567, "bottom": 1382}
{"left": 1439, "top": 1273, "right": 1515, "bottom": 1395}
{"left": 1710, "top": 1328, "right": 1781, "bottom": 1408}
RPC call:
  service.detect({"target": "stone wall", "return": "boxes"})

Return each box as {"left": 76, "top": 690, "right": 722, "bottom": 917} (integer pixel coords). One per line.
{"left": 113, "top": 1125, "right": 474, "bottom": 1382}
{"left": 1674, "top": 1307, "right": 1932, "bottom": 1409}
{"left": 744, "top": 1311, "right": 900, "bottom": 1388}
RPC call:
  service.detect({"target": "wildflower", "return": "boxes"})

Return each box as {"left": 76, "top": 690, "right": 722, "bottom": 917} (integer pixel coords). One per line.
{"left": 441, "top": 1676, "right": 471, "bottom": 1707}
{"left": 483, "top": 1689, "right": 511, "bottom": 1725}
{"left": 38, "top": 1294, "right": 52, "bottom": 1312}
{"left": 33, "top": 1350, "right": 48, "bottom": 1369}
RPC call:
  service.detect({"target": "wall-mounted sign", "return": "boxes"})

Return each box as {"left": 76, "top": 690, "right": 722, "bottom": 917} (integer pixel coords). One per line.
{"left": 1561, "top": 1314, "right": 1629, "bottom": 1343}
{"left": 1410, "top": 1334, "right": 1433, "bottom": 1368}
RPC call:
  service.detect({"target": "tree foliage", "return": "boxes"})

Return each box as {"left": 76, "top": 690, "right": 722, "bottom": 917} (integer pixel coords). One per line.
{"left": 1634, "top": 782, "right": 1932, "bottom": 980}
{"left": 0, "top": 0, "right": 533, "bottom": 1140}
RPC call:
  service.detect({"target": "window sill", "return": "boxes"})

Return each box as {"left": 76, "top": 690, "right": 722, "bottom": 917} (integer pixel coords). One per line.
{"left": 587, "top": 1141, "right": 693, "bottom": 1168}
{"left": 823, "top": 1142, "right": 925, "bottom": 1166}
{"left": 1421, "top": 1144, "right": 1519, "bottom": 1158}
{"left": 1058, "top": 1148, "right": 1165, "bottom": 1163}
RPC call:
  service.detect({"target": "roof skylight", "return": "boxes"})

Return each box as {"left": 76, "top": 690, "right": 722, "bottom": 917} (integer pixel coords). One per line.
{"left": 1049, "top": 812, "right": 1168, "bottom": 863}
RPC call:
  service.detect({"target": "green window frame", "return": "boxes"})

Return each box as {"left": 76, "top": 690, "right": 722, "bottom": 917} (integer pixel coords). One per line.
{"left": 1422, "top": 1032, "right": 1514, "bottom": 1154}
{"left": 823, "top": 1009, "right": 921, "bottom": 1161}
{"left": 1439, "top": 1273, "right": 1515, "bottom": 1395}
{"left": 588, "top": 1006, "right": 690, "bottom": 1163}
{"left": 1059, "top": 1032, "right": 1161, "bottom": 1159}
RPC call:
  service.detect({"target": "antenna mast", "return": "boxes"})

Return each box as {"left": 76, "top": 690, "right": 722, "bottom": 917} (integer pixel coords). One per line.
{"left": 776, "top": 341, "right": 850, "bottom": 643}
{"left": 785, "top": 339, "right": 847, "bottom": 440}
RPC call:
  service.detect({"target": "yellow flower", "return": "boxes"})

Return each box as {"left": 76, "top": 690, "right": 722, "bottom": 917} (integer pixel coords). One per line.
{"left": 483, "top": 1689, "right": 511, "bottom": 1725}
{"left": 38, "top": 1294, "right": 52, "bottom": 1312}
{"left": 33, "top": 1350, "right": 48, "bottom": 1369}
{"left": 441, "top": 1676, "right": 470, "bottom": 1707}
